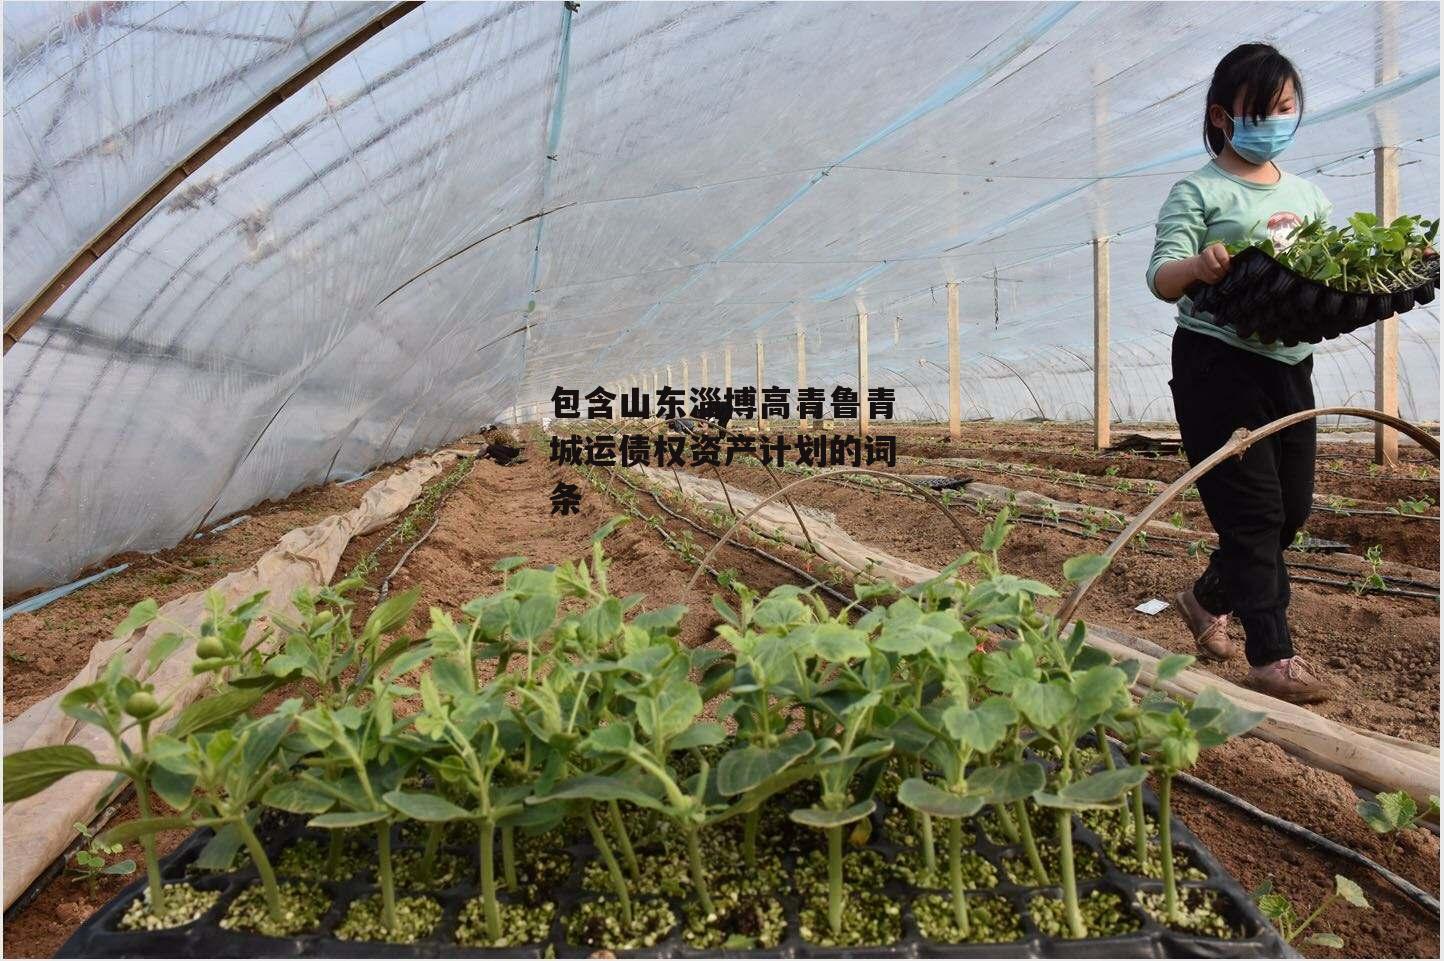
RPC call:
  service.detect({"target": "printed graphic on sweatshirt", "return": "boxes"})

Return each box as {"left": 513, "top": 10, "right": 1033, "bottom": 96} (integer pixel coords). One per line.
{"left": 1267, "top": 211, "right": 1304, "bottom": 249}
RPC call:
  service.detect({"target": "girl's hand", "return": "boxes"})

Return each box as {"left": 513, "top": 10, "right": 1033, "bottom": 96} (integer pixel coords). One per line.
{"left": 1192, "top": 242, "right": 1231, "bottom": 284}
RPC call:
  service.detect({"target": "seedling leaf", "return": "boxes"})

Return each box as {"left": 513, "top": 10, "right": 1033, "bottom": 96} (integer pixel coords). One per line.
{"left": 896, "top": 778, "right": 985, "bottom": 819}
{"left": 789, "top": 798, "right": 875, "bottom": 828}
{"left": 1334, "top": 874, "right": 1369, "bottom": 909}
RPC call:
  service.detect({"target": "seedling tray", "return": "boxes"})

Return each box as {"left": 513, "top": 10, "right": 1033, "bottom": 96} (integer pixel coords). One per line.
{"left": 58, "top": 773, "right": 1292, "bottom": 958}
{"left": 1187, "top": 246, "right": 1439, "bottom": 347}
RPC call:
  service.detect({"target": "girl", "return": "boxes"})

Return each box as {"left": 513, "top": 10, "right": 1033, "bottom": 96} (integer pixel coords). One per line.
{"left": 1146, "top": 43, "right": 1331, "bottom": 704}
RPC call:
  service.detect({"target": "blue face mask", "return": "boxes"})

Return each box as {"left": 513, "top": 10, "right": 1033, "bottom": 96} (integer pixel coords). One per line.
{"left": 1227, "top": 112, "right": 1299, "bottom": 163}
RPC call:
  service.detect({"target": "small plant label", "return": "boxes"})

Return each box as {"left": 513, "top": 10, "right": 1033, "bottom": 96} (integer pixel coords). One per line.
{"left": 1134, "top": 598, "right": 1170, "bottom": 616}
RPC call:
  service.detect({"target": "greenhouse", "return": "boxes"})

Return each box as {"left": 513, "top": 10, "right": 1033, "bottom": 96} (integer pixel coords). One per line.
{"left": 1, "top": 1, "right": 1439, "bottom": 958}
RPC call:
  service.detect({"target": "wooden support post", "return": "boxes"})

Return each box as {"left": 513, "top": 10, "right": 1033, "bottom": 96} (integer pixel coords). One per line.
{"left": 1374, "top": 0, "right": 1400, "bottom": 466}
{"left": 857, "top": 303, "right": 869, "bottom": 439}
{"left": 724, "top": 345, "right": 733, "bottom": 391}
{"left": 700, "top": 354, "right": 708, "bottom": 393}
{"left": 666, "top": 364, "right": 673, "bottom": 389}
{"left": 1093, "top": 236, "right": 1111, "bottom": 449}
{"left": 796, "top": 328, "right": 808, "bottom": 430}
{"left": 946, "top": 281, "right": 961, "bottom": 441}
{"left": 755, "top": 340, "right": 765, "bottom": 431}
{"left": 682, "top": 359, "right": 690, "bottom": 406}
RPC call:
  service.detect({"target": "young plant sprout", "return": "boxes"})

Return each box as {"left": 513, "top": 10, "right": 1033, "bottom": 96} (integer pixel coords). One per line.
{"left": 1229, "top": 213, "right": 1438, "bottom": 293}
{"left": 1356, "top": 790, "right": 1440, "bottom": 834}
{"left": 3, "top": 593, "right": 276, "bottom": 923}
{"left": 1253, "top": 874, "right": 1371, "bottom": 949}
{"left": 6, "top": 513, "right": 1280, "bottom": 949}
{"left": 1135, "top": 687, "right": 1264, "bottom": 924}
{"left": 67, "top": 822, "right": 136, "bottom": 894}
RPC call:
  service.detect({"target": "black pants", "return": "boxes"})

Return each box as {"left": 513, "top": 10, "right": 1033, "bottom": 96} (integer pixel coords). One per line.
{"left": 1169, "top": 326, "right": 1315, "bottom": 666}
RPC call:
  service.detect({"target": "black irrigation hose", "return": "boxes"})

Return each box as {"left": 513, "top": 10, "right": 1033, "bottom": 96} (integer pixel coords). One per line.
{"left": 1174, "top": 770, "right": 1440, "bottom": 918}
{"left": 613, "top": 458, "right": 1440, "bottom": 922}
{"left": 1287, "top": 560, "right": 1439, "bottom": 592}
{"left": 750, "top": 466, "right": 1439, "bottom": 600}
{"left": 603, "top": 467, "right": 856, "bottom": 609}
{"left": 377, "top": 516, "right": 442, "bottom": 602}
{"left": 1288, "top": 574, "right": 1440, "bottom": 600}
{"left": 922, "top": 455, "right": 1439, "bottom": 522}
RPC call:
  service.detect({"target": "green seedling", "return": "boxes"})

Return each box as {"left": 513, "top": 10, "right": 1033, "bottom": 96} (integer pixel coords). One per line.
{"left": 132, "top": 702, "right": 303, "bottom": 921}
{"left": 3, "top": 593, "right": 274, "bottom": 920}
{"left": 1355, "top": 790, "right": 1439, "bottom": 834}
{"left": 67, "top": 821, "right": 136, "bottom": 894}
{"left": 1133, "top": 686, "right": 1264, "bottom": 926}
{"left": 1230, "top": 212, "right": 1438, "bottom": 293}
{"left": 1388, "top": 495, "right": 1434, "bottom": 515}
{"left": 5, "top": 501, "right": 1279, "bottom": 949}
{"left": 1252, "top": 874, "right": 1370, "bottom": 949}
{"left": 1353, "top": 545, "right": 1386, "bottom": 596}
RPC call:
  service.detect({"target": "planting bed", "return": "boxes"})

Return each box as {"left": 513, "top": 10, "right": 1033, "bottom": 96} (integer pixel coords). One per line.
{"left": 4, "top": 425, "right": 1439, "bottom": 960}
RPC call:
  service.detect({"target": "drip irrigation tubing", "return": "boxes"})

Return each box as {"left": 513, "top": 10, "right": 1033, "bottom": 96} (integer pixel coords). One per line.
{"left": 362, "top": 453, "right": 476, "bottom": 598}
{"left": 910, "top": 454, "right": 1438, "bottom": 522}
{"left": 721, "top": 462, "right": 1437, "bottom": 599}
{"left": 604, "top": 452, "right": 1438, "bottom": 923}
{"left": 377, "top": 516, "right": 442, "bottom": 602}
{"left": 600, "top": 466, "right": 856, "bottom": 608}
{"left": 1173, "top": 770, "right": 1440, "bottom": 918}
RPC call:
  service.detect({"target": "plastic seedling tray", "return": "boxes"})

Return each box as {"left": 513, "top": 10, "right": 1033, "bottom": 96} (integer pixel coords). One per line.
{"left": 58, "top": 760, "right": 1293, "bottom": 958}
{"left": 1187, "top": 246, "right": 1439, "bottom": 347}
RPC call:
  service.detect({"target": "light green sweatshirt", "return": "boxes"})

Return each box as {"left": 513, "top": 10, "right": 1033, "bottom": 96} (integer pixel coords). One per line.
{"left": 1146, "top": 160, "right": 1332, "bottom": 364}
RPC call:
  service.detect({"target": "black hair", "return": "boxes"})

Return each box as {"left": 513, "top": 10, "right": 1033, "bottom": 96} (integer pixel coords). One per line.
{"left": 1203, "top": 43, "right": 1304, "bottom": 156}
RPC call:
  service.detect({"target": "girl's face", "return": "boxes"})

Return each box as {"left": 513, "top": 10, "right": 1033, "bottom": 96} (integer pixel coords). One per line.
{"left": 1209, "top": 78, "right": 1298, "bottom": 137}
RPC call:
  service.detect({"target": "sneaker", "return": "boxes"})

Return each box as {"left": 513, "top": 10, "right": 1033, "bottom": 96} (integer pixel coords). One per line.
{"left": 1172, "top": 590, "right": 1234, "bottom": 661}
{"left": 1245, "top": 656, "right": 1332, "bottom": 704}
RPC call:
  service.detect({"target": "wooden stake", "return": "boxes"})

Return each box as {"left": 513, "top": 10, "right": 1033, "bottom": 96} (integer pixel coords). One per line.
{"left": 947, "top": 281, "right": 960, "bottom": 441}
{"left": 682, "top": 359, "right": 690, "bottom": 405}
{"left": 857, "top": 303, "right": 869, "bottom": 439}
{"left": 1374, "top": 0, "right": 1400, "bottom": 466}
{"left": 796, "top": 328, "right": 808, "bottom": 430}
{"left": 724, "top": 345, "right": 733, "bottom": 391}
{"left": 755, "top": 340, "right": 765, "bottom": 431}
{"left": 1093, "top": 237, "right": 1111, "bottom": 449}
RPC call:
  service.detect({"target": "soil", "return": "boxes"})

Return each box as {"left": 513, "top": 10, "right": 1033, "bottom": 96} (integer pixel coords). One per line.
{"left": 903, "top": 451, "right": 1440, "bottom": 567}
{"left": 1174, "top": 741, "right": 1439, "bottom": 958}
{"left": 3, "top": 421, "right": 1438, "bottom": 959}
{"left": 696, "top": 454, "right": 1439, "bottom": 745}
